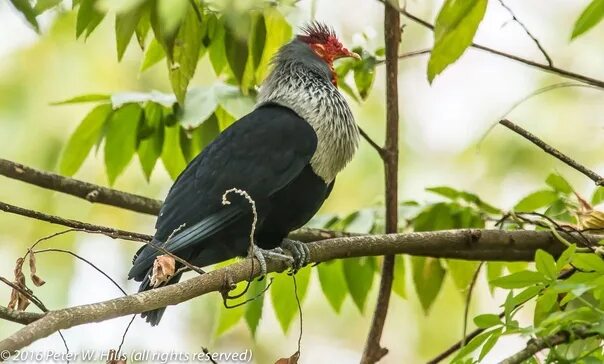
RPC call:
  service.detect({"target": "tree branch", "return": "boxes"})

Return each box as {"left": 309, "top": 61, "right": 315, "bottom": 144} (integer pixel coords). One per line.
{"left": 496, "top": 0, "right": 553, "bottom": 67}
{"left": 374, "top": 0, "right": 604, "bottom": 89}
{"left": 499, "top": 326, "right": 598, "bottom": 364}
{"left": 0, "top": 306, "right": 44, "bottom": 325}
{"left": 499, "top": 119, "right": 604, "bottom": 186}
{"left": 0, "top": 228, "right": 599, "bottom": 355}
{"left": 0, "top": 159, "right": 162, "bottom": 215}
{"left": 361, "top": 1, "right": 400, "bottom": 363}
{"left": 0, "top": 200, "right": 152, "bottom": 242}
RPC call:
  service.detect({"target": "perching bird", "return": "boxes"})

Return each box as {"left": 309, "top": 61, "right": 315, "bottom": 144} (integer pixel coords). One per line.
{"left": 129, "top": 22, "right": 360, "bottom": 325}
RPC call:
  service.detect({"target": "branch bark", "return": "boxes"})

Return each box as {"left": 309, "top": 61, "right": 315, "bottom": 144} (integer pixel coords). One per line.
{"left": 361, "top": 1, "right": 400, "bottom": 363}
{"left": 0, "top": 228, "right": 599, "bottom": 355}
{"left": 0, "top": 306, "right": 44, "bottom": 325}
{"left": 499, "top": 327, "right": 597, "bottom": 364}
{"left": 499, "top": 119, "right": 604, "bottom": 186}
{"left": 374, "top": 0, "right": 604, "bottom": 89}
{"left": 0, "top": 159, "right": 162, "bottom": 215}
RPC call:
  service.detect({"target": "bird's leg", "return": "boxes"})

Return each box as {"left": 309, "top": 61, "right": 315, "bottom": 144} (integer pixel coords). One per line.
{"left": 280, "top": 239, "right": 310, "bottom": 272}
{"left": 252, "top": 245, "right": 294, "bottom": 277}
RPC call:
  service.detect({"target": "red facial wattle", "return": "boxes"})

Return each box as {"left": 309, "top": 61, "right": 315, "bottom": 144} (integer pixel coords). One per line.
{"left": 309, "top": 38, "right": 360, "bottom": 86}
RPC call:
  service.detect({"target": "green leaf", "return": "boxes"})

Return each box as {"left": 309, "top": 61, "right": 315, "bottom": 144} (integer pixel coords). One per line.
{"left": 52, "top": 94, "right": 110, "bottom": 105}
{"left": 255, "top": 8, "right": 291, "bottom": 82}
{"left": 426, "top": 186, "right": 459, "bottom": 200}
{"left": 115, "top": 5, "right": 144, "bottom": 60}
{"left": 156, "top": 0, "right": 188, "bottom": 39}
{"left": 490, "top": 270, "right": 547, "bottom": 289}
{"left": 452, "top": 329, "right": 493, "bottom": 361}
{"left": 478, "top": 328, "right": 502, "bottom": 360}
{"left": 317, "top": 260, "right": 348, "bottom": 312}
{"left": 104, "top": 104, "right": 142, "bottom": 184}
{"left": 508, "top": 285, "right": 542, "bottom": 309}
{"left": 447, "top": 260, "right": 480, "bottom": 292}
{"left": 473, "top": 313, "right": 502, "bottom": 329}
{"left": 244, "top": 278, "right": 267, "bottom": 337}
{"left": 137, "top": 102, "right": 164, "bottom": 180}
{"left": 168, "top": 7, "right": 202, "bottom": 105}
{"left": 60, "top": 104, "right": 112, "bottom": 176}
{"left": 33, "top": 0, "right": 62, "bottom": 14}
{"left": 412, "top": 257, "right": 446, "bottom": 313}
{"left": 392, "top": 255, "right": 407, "bottom": 298}
{"left": 140, "top": 38, "right": 166, "bottom": 72}
{"left": 592, "top": 187, "right": 604, "bottom": 206}
{"left": 546, "top": 173, "right": 573, "bottom": 195}
{"left": 534, "top": 288, "right": 557, "bottom": 325}
{"left": 9, "top": 0, "right": 39, "bottom": 32}
{"left": 76, "top": 0, "right": 105, "bottom": 39}
{"left": 271, "top": 267, "right": 311, "bottom": 333}
{"left": 572, "top": 253, "right": 604, "bottom": 273}
{"left": 556, "top": 244, "right": 576, "bottom": 272}
{"left": 535, "top": 249, "right": 557, "bottom": 280}
{"left": 224, "top": 24, "right": 249, "bottom": 87}
{"left": 161, "top": 124, "right": 187, "bottom": 179}
{"left": 514, "top": 190, "right": 559, "bottom": 211}
{"left": 111, "top": 90, "right": 175, "bottom": 108}
{"left": 571, "top": 0, "right": 604, "bottom": 39}
{"left": 208, "top": 15, "right": 227, "bottom": 75}
{"left": 134, "top": 5, "right": 150, "bottom": 50}
{"left": 486, "top": 262, "right": 504, "bottom": 294}
{"left": 343, "top": 257, "right": 375, "bottom": 312}
{"left": 353, "top": 50, "right": 376, "bottom": 100}
{"left": 427, "top": 0, "right": 487, "bottom": 83}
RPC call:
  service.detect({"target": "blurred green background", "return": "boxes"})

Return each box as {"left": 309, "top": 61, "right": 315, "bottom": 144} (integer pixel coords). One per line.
{"left": 0, "top": 0, "right": 603, "bottom": 362}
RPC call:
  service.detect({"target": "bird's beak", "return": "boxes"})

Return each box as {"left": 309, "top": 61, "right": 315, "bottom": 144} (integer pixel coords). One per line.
{"left": 336, "top": 47, "right": 361, "bottom": 60}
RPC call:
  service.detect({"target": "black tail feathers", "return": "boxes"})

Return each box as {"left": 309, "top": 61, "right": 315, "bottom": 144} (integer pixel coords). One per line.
{"left": 138, "top": 270, "right": 184, "bottom": 326}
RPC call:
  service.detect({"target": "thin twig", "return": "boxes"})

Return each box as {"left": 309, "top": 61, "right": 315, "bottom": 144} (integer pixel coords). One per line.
{"left": 498, "top": 119, "right": 604, "bottom": 186}
{"left": 0, "top": 200, "right": 152, "bottom": 242}
{"left": 462, "top": 262, "right": 484, "bottom": 346}
{"left": 373, "top": 0, "right": 604, "bottom": 89}
{"left": 497, "top": 0, "right": 553, "bottom": 67}
{"left": 358, "top": 127, "right": 385, "bottom": 158}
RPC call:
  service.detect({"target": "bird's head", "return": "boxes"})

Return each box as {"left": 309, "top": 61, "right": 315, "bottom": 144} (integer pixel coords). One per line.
{"left": 273, "top": 22, "right": 359, "bottom": 86}
{"left": 297, "top": 22, "right": 360, "bottom": 66}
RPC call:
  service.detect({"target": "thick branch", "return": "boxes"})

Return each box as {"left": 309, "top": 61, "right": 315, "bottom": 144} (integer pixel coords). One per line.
{"left": 361, "top": 1, "right": 400, "bottom": 363}
{"left": 499, "top": 327, "right": 597, "bottom": 364}
{"left": 0, "top": 159, "right": 162, "bottom": 215}
{"left": 0, "top": 229, "right": 600, "bottom": 354}
{"left": 499, "top": 119, "right": 604, "bottom": 186}
{"left": 0, "top": 306, "right": 44, "bottom": 325}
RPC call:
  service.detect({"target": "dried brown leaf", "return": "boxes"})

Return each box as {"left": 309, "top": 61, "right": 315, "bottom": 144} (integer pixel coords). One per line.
{"left": 31, "top": 274, "right": 46, "bottom": 287}
{"left": 106, "top": 349, "right": 127, "bottom": 364}
{"left": 7, "top": 285, "right": 18, "bottom": 310}
{"left": 274, "top": 351, "right": 299, "bottom": 364}
{"left": 150, "top": 255, "right": 176, "bottom": 288}
{"left": 17, "top": 292, "right": 30, "bottom": 311}
{"left": 578, "top": 210, "right": 604, "bottom": 230}
{"left": 14, "top": 258, "right": 25, "bottom": 286}
{"left": 28, "top": 252, "right": 46, "bottom": 286}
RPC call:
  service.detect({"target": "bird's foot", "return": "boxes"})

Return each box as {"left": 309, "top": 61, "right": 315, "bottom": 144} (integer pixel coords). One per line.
{"left": 252, "top": 246, "right": 294, "bottom": 277}
{"left": 280, "top": 239, "right": 310, "bottom": 273}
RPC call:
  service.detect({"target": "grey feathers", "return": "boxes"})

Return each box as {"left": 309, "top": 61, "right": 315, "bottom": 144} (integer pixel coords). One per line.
{"left": 258, "top": 39, "right": 359, "bottom": 183}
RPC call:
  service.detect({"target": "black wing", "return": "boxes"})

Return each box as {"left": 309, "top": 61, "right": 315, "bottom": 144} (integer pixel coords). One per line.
{"left": 129, "top": 104, "right": 317, "bottom": 277}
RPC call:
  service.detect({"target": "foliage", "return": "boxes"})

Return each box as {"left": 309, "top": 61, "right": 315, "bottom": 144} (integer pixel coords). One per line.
{"left": 6, "top": 0, "right": 604, "bottom": 361}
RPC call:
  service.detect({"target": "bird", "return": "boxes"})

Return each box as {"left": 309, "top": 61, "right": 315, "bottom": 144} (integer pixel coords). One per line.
{"left": 128, "top": 21, "right": 360, "bottom": 326}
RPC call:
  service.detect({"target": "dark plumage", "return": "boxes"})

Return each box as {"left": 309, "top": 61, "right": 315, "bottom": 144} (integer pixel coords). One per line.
{"left": 129, "top": 22, "right": 359, "bottom": 325}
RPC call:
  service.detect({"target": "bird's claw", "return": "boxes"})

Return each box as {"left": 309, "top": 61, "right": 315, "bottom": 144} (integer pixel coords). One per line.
{"left": 281, "top": 239, "right": 310, "bottom": 273}
{"left": 253, "top": 245, "right": 294, "bottom": 277}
